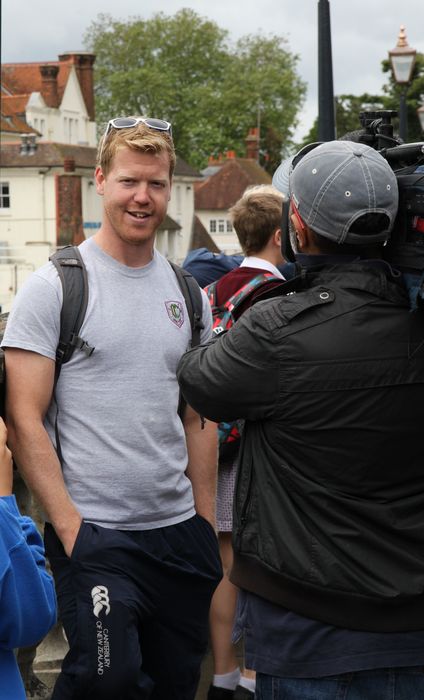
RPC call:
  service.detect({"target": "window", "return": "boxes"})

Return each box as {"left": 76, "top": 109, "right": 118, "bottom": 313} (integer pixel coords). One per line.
{"left": 210, "top": 220, "right": 216, "bottom": 233}
{"left": 218, "top": 220, "right": 225, "bottom": 233}
{"left": 226, "top": 220, "right": 233, "bottom": 232}
{"left": 0, "top": 183, "right": 10, "bottom": 209}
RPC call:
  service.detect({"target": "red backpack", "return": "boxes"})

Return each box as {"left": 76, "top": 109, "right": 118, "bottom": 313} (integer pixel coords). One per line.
{"left": 204, "top": 272, "right": 281, "bottom": 461}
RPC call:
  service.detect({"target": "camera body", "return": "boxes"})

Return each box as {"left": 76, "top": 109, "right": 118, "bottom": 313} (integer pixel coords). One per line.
{"left": 357, "top": 111, "right": 424, "bottom": 276}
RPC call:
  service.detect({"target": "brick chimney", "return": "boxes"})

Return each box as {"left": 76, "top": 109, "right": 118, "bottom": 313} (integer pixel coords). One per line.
{"left": 245, "top": 127, "right": 260, "bottom": 161}
{"left": 56, "top": 167, "right": 85, "bottom": 246}
{"left": 39, "top": 64, "right": 60, "bottom": 108}
{"left": 59, "top": 52, "right": 96, "bottom": 121}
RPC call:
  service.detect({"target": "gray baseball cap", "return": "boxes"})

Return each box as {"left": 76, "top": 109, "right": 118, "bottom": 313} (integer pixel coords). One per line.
{"left": 289, "top": 140, "right": 399, "bottom": 245}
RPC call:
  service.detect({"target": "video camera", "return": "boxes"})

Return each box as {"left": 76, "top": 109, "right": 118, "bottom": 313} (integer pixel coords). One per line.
{"left": 356, "top": 110, "right": 424, "bottom": 277}
{"left": 279, "top": 110, "right": 424, "bottom": 308}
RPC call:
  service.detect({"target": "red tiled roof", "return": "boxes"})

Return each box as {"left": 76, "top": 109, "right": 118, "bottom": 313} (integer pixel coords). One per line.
{"left": 2, "top": 94, "right": 30, "bottom": 115}
{"left": 1, "top": 61, "right": 72, "bottom": 106}
{"left": 195, "top": 158, "right": 271, "bottom": 211}
{"left": 0, "top": 113, "right": 38, "bottom": 135}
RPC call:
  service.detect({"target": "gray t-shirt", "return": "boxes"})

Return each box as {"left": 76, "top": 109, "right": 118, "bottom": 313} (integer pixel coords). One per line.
{"left": 3, "top": 238, "right": 213, "bottom": 530}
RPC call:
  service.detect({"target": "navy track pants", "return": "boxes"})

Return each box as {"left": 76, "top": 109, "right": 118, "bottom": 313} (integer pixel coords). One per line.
{"left": 44, "top": 514, "right": 222, "bottom": 699}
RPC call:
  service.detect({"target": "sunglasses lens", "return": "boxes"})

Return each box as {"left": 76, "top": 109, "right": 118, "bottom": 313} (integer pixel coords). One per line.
{"left": 143, "top": 118, "right": 171, "bottom": 131}
{"left": 111, "top": 117, "right": 138, "bottom": 129}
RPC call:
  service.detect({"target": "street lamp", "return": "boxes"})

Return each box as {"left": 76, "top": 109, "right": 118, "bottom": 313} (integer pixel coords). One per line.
{"left": 318, "top": 0, "right": 335, "bottom": 141}
{"left": 389, "top": 25, "right": 416, "bottom": 141}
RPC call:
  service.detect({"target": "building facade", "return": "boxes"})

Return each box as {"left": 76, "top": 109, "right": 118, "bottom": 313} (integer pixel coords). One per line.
{"left": 0, "top": 52, "right": 202, "bottom": 311}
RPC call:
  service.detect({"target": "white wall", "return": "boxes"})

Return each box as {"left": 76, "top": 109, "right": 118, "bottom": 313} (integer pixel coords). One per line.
{"left": 81, "top": 175, "right": 102, "bottom": 238}
{"left": 167, "top": 177, "right": 197, "bottom": 263}
{"left": 195, "top": 209, "right": 241, "bottom": 254}
{"left": 0, "top": 166, "right": 103, "bottom": 311}
{"left": 26, "top": 68, "right": 97, "bottom": 147}
{"left": 0, "top": 169, "right": 57, "bottom": 248}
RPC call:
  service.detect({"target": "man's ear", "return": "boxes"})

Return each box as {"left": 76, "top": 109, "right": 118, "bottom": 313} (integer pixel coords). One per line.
{"left": 95, "top": 166, "right": 105, "bottom": 196}
{"left": 273, "top": 228, "right": 282, "bottom": 248}
{"left": 290, "top": 213, "right": 307, "bottom": 250}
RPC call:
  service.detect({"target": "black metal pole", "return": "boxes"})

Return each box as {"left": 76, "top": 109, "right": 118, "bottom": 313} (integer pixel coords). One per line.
{"left": 399, "top": 87, "right": 408, "bottom": 142}
{"left": 318, "top": 0, "right": 335, "bottom": 141}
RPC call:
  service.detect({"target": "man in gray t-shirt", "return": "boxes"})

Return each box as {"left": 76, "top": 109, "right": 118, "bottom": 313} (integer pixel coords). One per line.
{"left": 3, "top": 118, "right": 222, "bottom": 700}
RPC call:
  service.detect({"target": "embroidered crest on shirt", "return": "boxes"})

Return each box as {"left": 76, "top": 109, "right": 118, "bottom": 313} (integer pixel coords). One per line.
{"left": 165, "top": 300, "right": 184, "bottom": 328}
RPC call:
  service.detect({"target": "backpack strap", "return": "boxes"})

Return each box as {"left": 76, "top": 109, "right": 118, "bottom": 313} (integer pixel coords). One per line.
{"left": 49, "top": 245, "right": 94, "bottom": 381}
{"left": 224, "top": 272, "right": 281, "bottom": 312}
{"left": 212, "top": 272, "right": 282, "bottom": 334}
{"left": 204, "top": 280, "right": 218, "bottom": 307}
{"left": 49, "top": 245, "right": 94, "bottom": 464}
{"left": 169, "top": 261, "right": 205, "bottom": 422}
{"left": 169, "top": 261, "right": 204, "bottom": 348}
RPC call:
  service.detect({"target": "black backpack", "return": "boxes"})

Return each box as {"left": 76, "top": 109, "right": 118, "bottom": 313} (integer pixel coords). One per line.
{"left": 0, "top": 245, "right": 204, "bottom": 417}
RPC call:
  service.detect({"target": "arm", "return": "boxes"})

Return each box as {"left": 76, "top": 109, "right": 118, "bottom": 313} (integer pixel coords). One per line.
{"left": 184, "top": 404, "right": 218, "bottom": 529}
{"left": 4, "top": 348, "right": 82, "bottom": 556}
{"left": 177, "top": 303, "right": 279, "bottom": 423}
{"left": 0, "top": 417, "right": 56, "bottom": 648}
{"left": 0, "top": 499, "right": 57, "bottom": 649}
{"left": 0, "top": 418, "right": 12, "bottom": 496}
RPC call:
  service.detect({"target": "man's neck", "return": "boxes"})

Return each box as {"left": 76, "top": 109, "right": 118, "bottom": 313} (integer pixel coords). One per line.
{"left": 241, "top": 256, "right": 284, "bottom": 278}
{"left": 93, "top": 229, "right": 155, "bottom": 268}
{"left": 250, "top": 250, "right": 282, "bottom": 268}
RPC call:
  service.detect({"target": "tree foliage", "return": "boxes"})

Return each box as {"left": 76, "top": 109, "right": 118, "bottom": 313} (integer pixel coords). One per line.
{"left": 83, "top": 10, "right": 306, "bottom": 171}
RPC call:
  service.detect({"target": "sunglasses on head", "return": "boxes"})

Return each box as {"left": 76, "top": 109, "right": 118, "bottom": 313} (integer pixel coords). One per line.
{"left": 99, "top": 116, "right": 173, "bottom": 162}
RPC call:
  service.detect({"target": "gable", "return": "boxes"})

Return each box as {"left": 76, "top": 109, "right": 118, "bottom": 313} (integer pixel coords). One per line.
{"left": 61, "top": 68, "right": 89, "bottom": 117}
{"left": 1, "top": 53, "right": 96, "bottom": 121}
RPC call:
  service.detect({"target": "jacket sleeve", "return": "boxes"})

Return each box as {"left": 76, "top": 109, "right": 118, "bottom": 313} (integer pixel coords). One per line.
{"left": 0, "top": 496, "right": 57, "bottom": 650}
{"left": 177, "top": 301, "right": 279, "bottom": 423}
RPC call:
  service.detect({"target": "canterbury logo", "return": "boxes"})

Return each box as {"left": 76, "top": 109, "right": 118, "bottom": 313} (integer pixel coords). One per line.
{"left": 91, "top": 585, "right": 110, "bottom": 617}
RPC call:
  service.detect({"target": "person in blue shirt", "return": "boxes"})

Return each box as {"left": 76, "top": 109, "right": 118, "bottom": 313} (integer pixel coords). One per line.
{"left": 0, "top": 418, "right": 56, "bottom": 700}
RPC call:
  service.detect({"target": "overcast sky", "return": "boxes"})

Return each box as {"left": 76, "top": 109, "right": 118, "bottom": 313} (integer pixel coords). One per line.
{"left": 2, "top": 0, "right": 423, "bottom": 141}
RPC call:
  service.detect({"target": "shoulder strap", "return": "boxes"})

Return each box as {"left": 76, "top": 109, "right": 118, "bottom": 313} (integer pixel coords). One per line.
{"left": 169, "top": 261, "right": 204, "bottom": 422}
{"left": 49, "top": 245, "right": 94, "bottom": 380}
{"left": 169, "top": 261, "right": 204, "bottom": 348}
{"left": 204, "top": 280, "right": 218, "bottom": 307}
{"left": 211, "top": 272, "right": 282, "bottom": 332}
{"left": 49, "top": 245, "right": 94, "bottom": 465}
{"left": 224, "top": 272, "right": 282, "bottom": 313}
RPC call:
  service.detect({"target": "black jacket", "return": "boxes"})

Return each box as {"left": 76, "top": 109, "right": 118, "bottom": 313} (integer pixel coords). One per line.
{"left": 177, "top": 262, "right": 424, "bottom": 632}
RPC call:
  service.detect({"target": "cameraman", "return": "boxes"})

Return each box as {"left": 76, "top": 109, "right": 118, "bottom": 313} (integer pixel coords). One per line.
{"left": 177, "top": 140, "right": 424, "bottom": 700}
